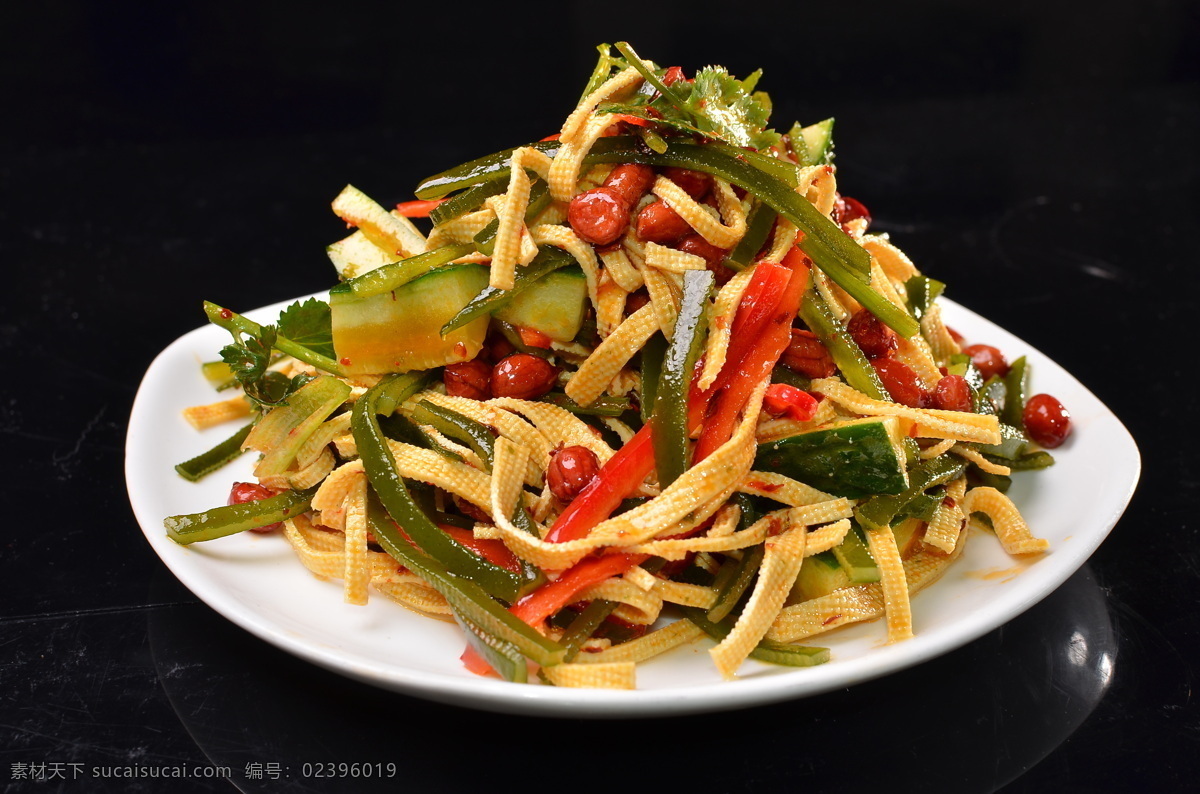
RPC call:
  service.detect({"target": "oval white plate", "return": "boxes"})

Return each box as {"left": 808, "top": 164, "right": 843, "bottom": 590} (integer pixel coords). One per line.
{"left": 126, "top": 296, "right": 1139, "bottom": 717}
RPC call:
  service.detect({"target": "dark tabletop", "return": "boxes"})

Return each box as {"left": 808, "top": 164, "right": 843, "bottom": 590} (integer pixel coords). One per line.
{"left": 4, "top": 2, "right": 1198, "bottom": 792}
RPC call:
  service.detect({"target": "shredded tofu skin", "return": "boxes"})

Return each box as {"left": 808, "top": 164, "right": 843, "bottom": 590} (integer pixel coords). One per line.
{"left": 170, "top": 44, "right": 1065, "bottom": 691}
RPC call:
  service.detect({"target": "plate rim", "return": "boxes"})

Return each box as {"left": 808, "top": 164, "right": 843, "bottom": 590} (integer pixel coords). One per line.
{"left": 126, "top": 295, "right": 1141, "bottom": 717}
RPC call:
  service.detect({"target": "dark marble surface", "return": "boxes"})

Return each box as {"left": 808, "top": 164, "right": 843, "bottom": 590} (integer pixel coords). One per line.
{"left": 3, "top": 2, "right": 1198, "bottom": 791}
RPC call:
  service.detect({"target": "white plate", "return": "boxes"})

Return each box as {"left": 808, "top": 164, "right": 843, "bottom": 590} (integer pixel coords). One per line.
{"left": 126, "top": 296, "right": 1139, "bottom": 717}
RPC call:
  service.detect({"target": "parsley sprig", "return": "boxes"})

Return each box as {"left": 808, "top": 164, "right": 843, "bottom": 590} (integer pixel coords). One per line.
{"left": 208, "top": 297, "right": 337, "bottom": 409}
{"left": 605, "top": 42, "right": 782, "bottom": 151}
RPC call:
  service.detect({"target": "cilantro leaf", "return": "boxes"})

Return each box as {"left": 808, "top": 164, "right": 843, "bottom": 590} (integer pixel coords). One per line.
{"left": 220, "top": 325, "right": 312, "bottom": 409}
{"left": 683, "top": 66, "right": 781, "bottom": 150}
{"left": 277, "top": 298, "right": 334, "bottom": 359}
{"left": 597, "top": 63, "right": 781, "bottom": 151}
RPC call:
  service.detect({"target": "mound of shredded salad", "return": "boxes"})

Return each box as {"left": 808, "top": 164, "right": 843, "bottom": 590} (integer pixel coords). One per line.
{"left": 165, "top": 42, "right": 1071, "bottom": 688}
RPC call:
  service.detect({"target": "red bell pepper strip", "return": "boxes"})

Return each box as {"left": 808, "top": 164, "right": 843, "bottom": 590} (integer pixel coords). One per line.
{"left": 762, "top": 383, "right": 820, "bottom": 422}
{"left": 516, "top": 326, "right": 554, "bottom": 349}
{"left": 511, "top": 552, "right": 646, "bottom": 626}
{"left": 693, "top": 248, "right": 811, "bottom": 461}
{"left": 461, "top": 551, "right": 646, "bottom": 676}
{"left": 439, "top": 525, "right": 523, "bottom": 574}
{"left": 614, "top": 113, "right": 654, "bottom": 128}
{"left": 543, "top": 425, "right": 656, "bottom": 543}
{"left": 394, "top": 199, "right": 446, "bottom": 217}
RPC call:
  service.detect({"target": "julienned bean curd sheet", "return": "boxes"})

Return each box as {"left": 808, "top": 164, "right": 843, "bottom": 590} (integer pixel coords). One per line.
{"left": 165, "top": 42, "right": 1066, "bottom": 689}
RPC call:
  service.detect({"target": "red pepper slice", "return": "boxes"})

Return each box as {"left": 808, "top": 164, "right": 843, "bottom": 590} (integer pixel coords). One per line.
{"left": 685, "top": 262, "right": 792, "bottom": 433}
{"left": 543, "top": 425, "right": 655, "bottom": 544}
{"left": 763, "top": 383, "right": 820, "bottom": 422}
{"left": 516, "top": 326, "right": 554, "bottom": 349}
{"left": 511, "top": 552, "right": 646, "bottom": 626}
{"left": 439, "top": 525, "right": 523, "bottom": 574}
{"left": 394, "top": 199, "right": 446, "bottom": 218}
{"left": 613, "top": 113, "right": 654, "bottom": 128}
{"left": 693, "top": 248, "right": 811, "bottom": 461}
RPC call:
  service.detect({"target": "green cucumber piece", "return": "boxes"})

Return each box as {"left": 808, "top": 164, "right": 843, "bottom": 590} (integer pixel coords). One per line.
{"left": 977, "top": 422, "right": 1029, "bottom": 460}
{"left": 832, "top": 524, "right": 879, "bottom": 583}
{"left": 494, "top": 266, "right": 588, "bottom": 343}
{"left": 331, "top": 264, "right": 490, "bottom": 375}
{"left": 856, "top": 455, "right": 968, "bottom": 532}
{"left": 790, "top": 550, "right": 851, "bottom": 602}
{"left": 792, "top": 118, "right": 835, "bottom": 166}
{"left": 754, "top": 417, "right": 908, "bottom": 500}
{"left": 441, "top": 248, "right": 574, "bottom": 335}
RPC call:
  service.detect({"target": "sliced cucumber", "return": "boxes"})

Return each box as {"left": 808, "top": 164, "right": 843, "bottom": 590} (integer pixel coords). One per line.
{"left": 754, "top": 417, "right": 909, "bottom": 499}
{"left": 796, "top": 118, "right": 835, "bottom": 166}
{"left": 331, "top": 264, "right": 490, "bottom": 375}
{"left": 494, "top": 266, "right": 588, "bottom": 343}
{"left": 891, "top": 516, "right": 926, "bottom": 560}
{"left": 790, "top": 550, "right": 851, "bottom": 603}
{"left": 832, "top": 524, "right": 879, "bottom": 583}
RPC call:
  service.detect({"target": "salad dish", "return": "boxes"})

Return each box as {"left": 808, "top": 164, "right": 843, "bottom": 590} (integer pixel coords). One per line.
{"left": 126, "top": 43, "right": 1139, "bottom": 708}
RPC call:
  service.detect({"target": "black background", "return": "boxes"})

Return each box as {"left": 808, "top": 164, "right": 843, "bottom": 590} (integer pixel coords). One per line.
{"left": 3, "top": 1, "right": 1198, "bottom": 792}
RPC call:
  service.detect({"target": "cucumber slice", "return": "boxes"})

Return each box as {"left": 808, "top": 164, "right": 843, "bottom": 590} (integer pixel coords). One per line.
{"left": 790, "top": 550, "right": 851, "bottom": 602}
{"left": 494, "top": 267, "right": 588, "bottom": 343}
{"left": 891, "top": 516, "right": 925, "bottom": 559}
{"left": 797, "top": 118, "right": 835, "bottom": 166}
{"left": 754, "top": 417, "right": 909, "bottom": 499}
{"left": 832, "top": 524, "right": 879, "bottom": 583}
{"left": 331, "top": 264, "right": 490, "bottom": 375}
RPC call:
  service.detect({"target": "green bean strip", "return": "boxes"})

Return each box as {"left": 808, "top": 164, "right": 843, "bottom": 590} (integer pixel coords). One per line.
{"left": 652, "top": 269, "right": 714, "bottom": 488}
{"left": 441, "top": 248, "right": 574, "bottom": 335}
{"left": 366, "top": 499, "right": 565, "bottom": 667}
{"left": 682, "top": 608, "right": 830, "bottom": 667}
{"left": 722, "top": 201, "right": 777, "bottom": 270}
{"left": 379, "top": 411, "right": 455, "bottom": 457}
{"left": 856, "top": 456, "right": 967, "bottom": 532}
{"left": 373, "top": 371, "right": 431, "bottom": 417}
{"left": 492, "top": 320, "right": 555, "bottom": 361}
{"left": 415, "top": 140, "right": 560, "bottom": 200}
{"left": 560, "top": 600, "right": 619, "bottom": 661}
{"left": 706, "top": 496, "right": 765, "bottom": 622}
{"left": 428, "top": 181, "right": 507, "bottom": 226}
{"left": 985, "top": 449, "right": 1055, "bottom": 471}
{"left": 613, "top": 41, "right": 690, "bottom": 109}
{"left": 638, "top": 331, "right": 668, "bottom": 424}
{"left": 410, "top": 400, "right": 496, "bottom": 471}
{"left": 353, "top": 377, "right": 523, "bottom": 602}
{"left": 770, "top": 366, "right": 811, "bottom": 390}
{"left": 1002, "top": 356, "right": 1029, "bottom": 429}
{"left": 165, "top": 487, "right": 316, "bottom": 545}
{"left": 473, "top": 180, "right": 552, "bottom": 256}
{"left": 174, "top": 421, "right": 253, "bottom": 482}
{"left": 204, "top": 302, "right": 345, "bottom": 377}
{"left": 452, "top": 610, "right": 528, "bottom": 683}
{"left": 539, "top": 392, "right": 631, "bottom": 417}
{"left": 799, "top": 289, "right": 889, "bottom": 401}
{"left": 331, "top": 244, "right": 475, "bottom": 300}
{"left": 904, "top": 274, "right": 946, "bottom": 322}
